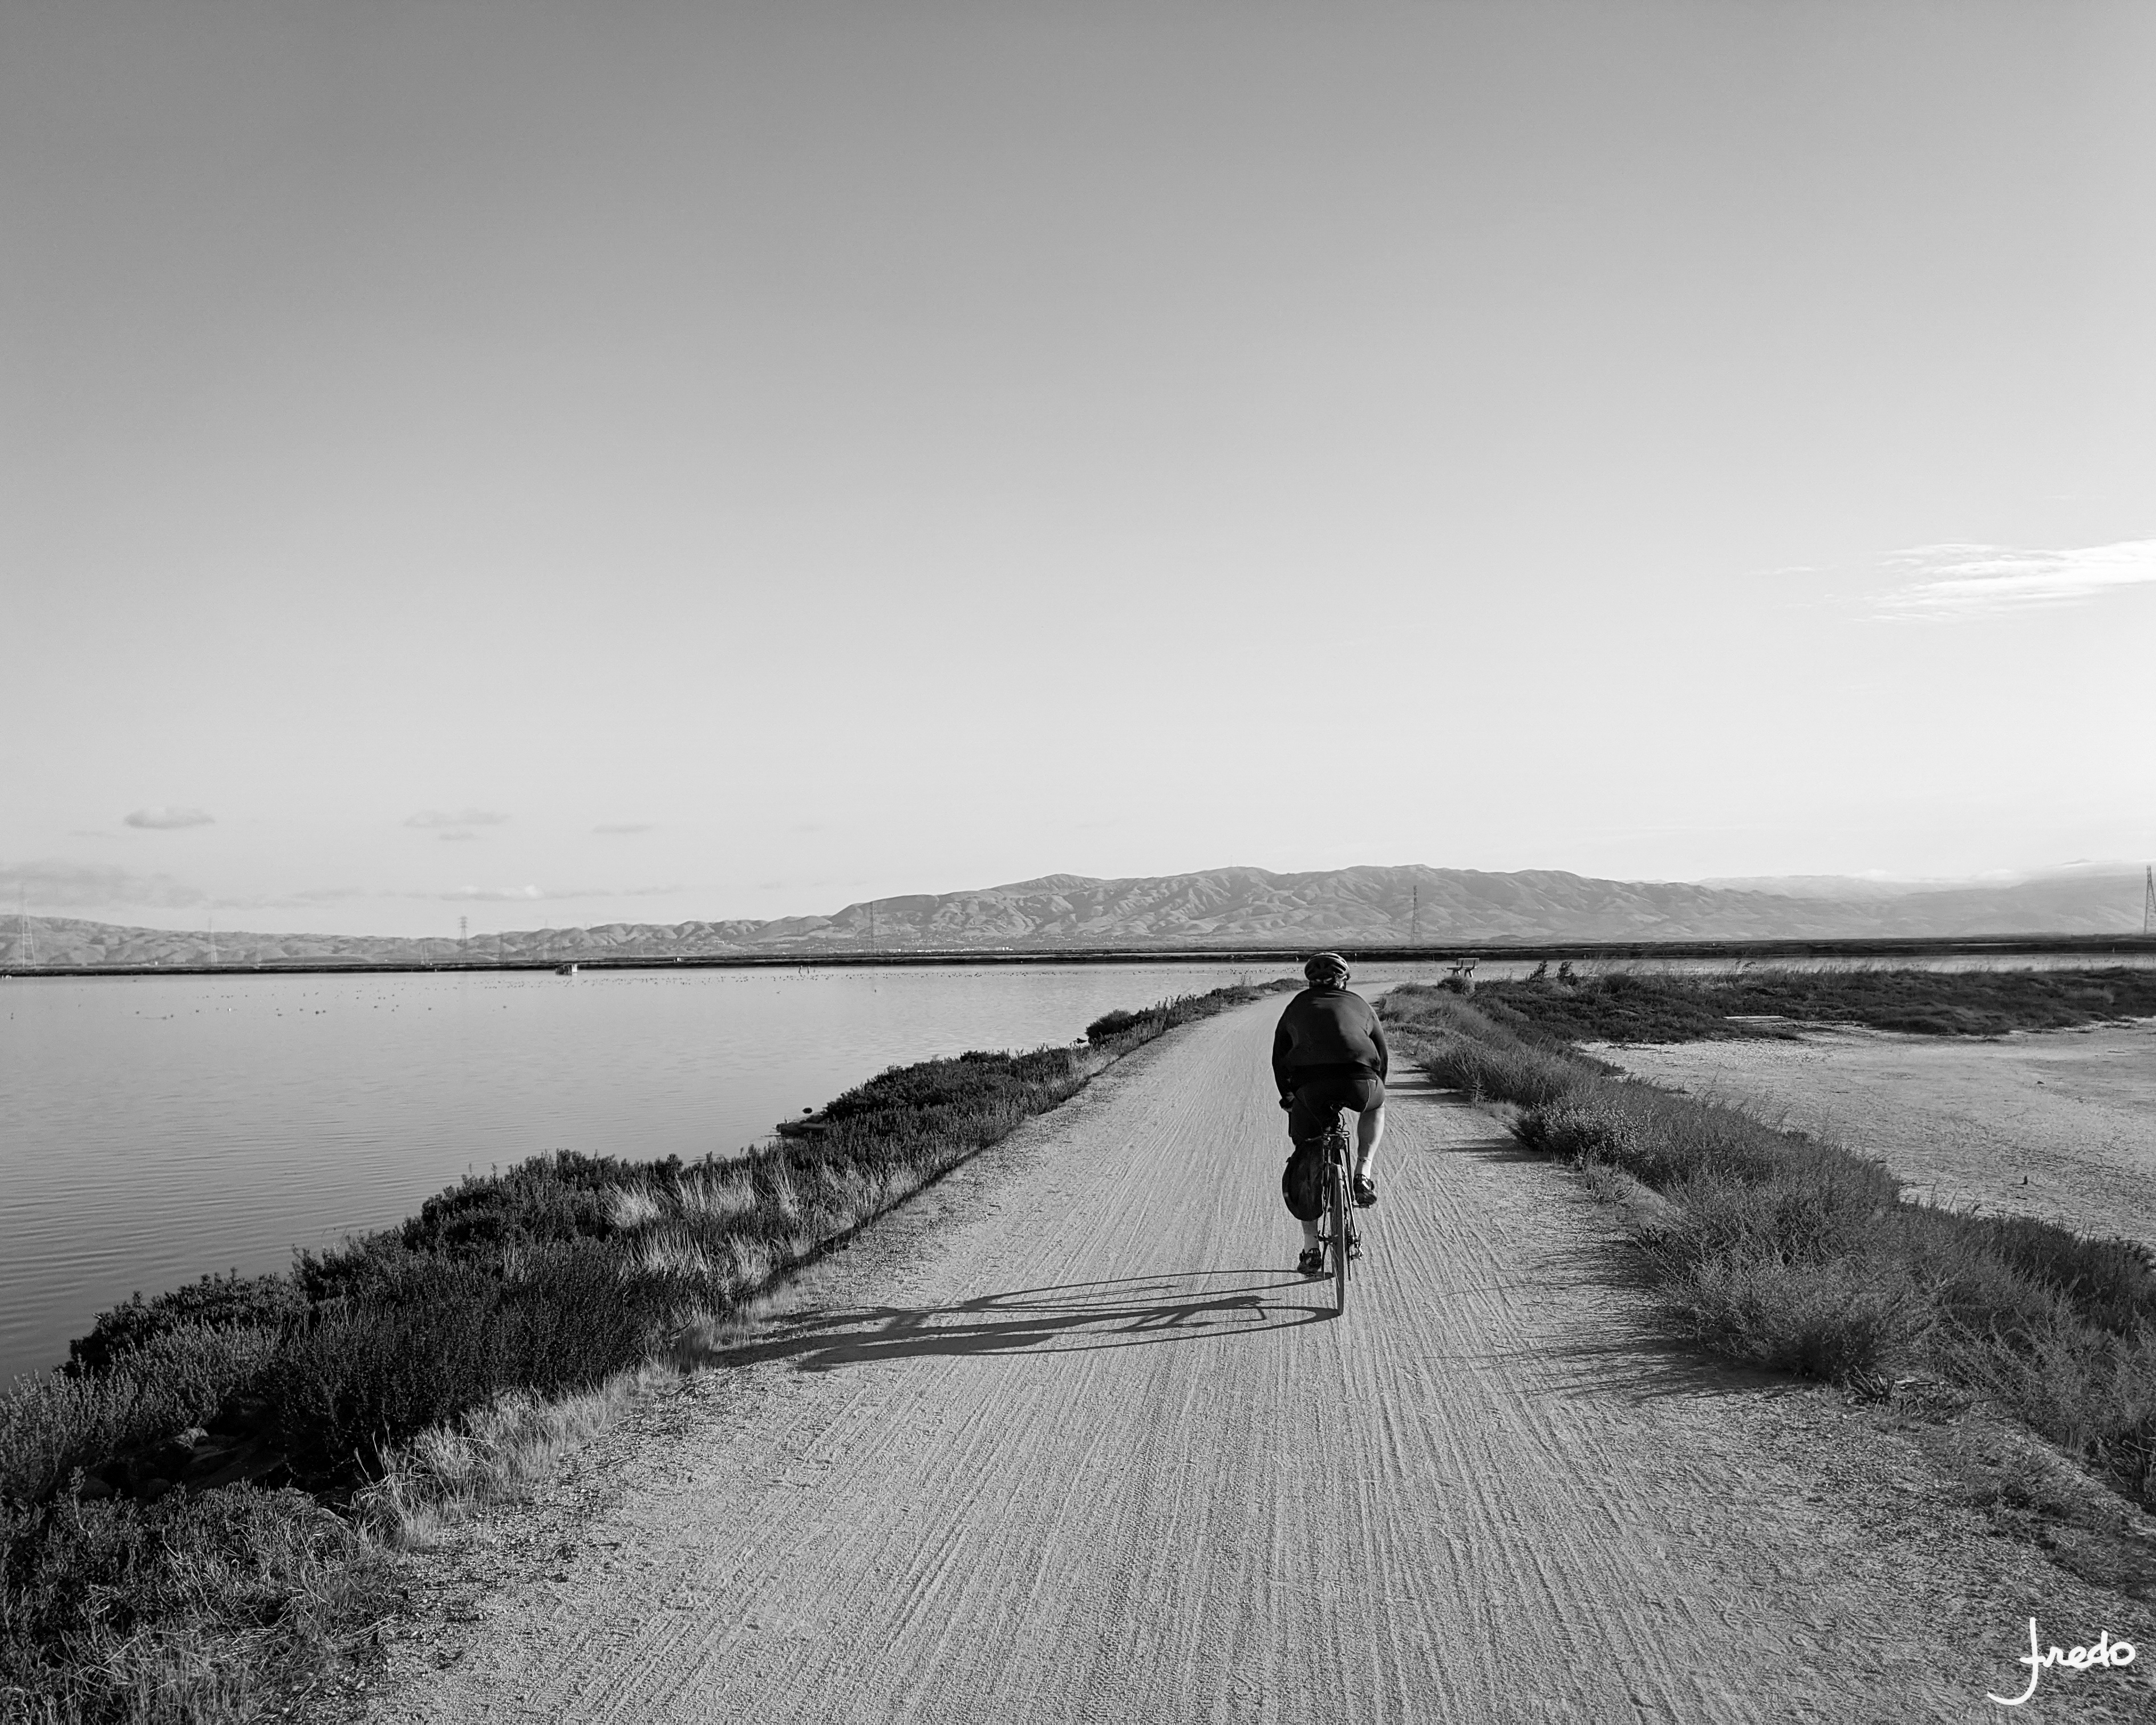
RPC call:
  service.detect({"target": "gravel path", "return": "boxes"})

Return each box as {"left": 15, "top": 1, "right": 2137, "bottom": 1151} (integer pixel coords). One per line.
{"left": 372, "top": 1001, "right": 2156, "bottom": 1724}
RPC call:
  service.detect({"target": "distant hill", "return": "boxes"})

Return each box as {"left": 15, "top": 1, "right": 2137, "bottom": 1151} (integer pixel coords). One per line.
{"left": 3, "top": 863, "right": 2148, "bottom": 968}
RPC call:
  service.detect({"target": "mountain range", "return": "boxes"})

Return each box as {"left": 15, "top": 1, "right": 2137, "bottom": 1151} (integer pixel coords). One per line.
{"left": 3, "top": 864, "right": 2149, "bottom": 967}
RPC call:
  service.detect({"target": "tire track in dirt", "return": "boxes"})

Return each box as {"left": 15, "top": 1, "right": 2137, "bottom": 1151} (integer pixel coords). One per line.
{"left": 382, "top": 1000, "right": 2155, "bottom": 1724}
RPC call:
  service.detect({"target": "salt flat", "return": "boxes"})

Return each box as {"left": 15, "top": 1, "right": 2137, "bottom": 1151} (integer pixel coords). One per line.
{"left": 1593, "top": 1021, "right": 2156, "bottom": 1247}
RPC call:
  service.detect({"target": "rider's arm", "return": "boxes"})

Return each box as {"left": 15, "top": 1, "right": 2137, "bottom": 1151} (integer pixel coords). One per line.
{"left": 1370, "top": 1009, "right": 1391, "bottom": 1083}
{"left": 1271, "top": 1012, "right": 1297, "bottom": 1099}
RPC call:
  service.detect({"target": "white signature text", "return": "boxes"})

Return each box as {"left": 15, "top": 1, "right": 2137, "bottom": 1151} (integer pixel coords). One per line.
{"left": 1988, "top": 1618, "right": 2136, "bottom": 1707}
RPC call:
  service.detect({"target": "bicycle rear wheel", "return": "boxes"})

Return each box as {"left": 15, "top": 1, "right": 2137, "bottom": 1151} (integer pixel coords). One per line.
{"left": 1329, "top": 1156, "right": 1352, "bottom": 1315}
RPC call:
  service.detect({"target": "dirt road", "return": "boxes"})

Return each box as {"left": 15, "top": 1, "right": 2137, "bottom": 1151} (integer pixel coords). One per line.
{"left": 382, "top": 1000, "right": 2152, "bottom": 1724}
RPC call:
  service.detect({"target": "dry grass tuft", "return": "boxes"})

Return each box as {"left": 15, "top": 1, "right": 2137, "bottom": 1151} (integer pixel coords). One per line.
{"left": 355, "top": 1374, "right": 652, "bottom": 1549}
{"left": 601, "top": 1184, "right": 664, "bottom": 1230}
{"left": 672, "top": 1170, "right": 757, "bottom": 1220}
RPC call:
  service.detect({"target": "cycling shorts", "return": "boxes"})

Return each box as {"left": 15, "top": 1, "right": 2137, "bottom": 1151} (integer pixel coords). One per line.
{"left": 1285, "top": 1071, "right": 1385, "bottom": 1145}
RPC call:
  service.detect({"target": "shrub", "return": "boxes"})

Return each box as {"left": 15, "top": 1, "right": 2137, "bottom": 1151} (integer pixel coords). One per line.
{"left": 1648, "top": 1240, "right": 1923, "bottom": 1385}
{"left": 818, "top": 1046, "right": 1088, "bottom": 1123}
{"left": 1932, "top": 1213, "right": 2156, "bottom": 1339}
{"left": 0, "top": 1484, "right": 387, "bottom": 1723}
{"left": 1515, "top": 1084, "right": 1896, "bottom": 1197}
{"left": 1, "top": 1327, "right": 278, "bottom": 1507}
{"left": 1379, "top": 986, "right": 1610, "bottom": 1107}
{"left": 392, "top": 1149, "right": 662, "bottom": 1256}
{"left": 1084, "top": 1008, "right": 1154, "bottom": 1045}
{"left": 67, "top": 1273, "right": 309, "bottom": 1378}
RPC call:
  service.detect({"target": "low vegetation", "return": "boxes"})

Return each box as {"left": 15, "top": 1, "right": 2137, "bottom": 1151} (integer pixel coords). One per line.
{"left": 1, "top": 978, "right": 1290, "bottom": 1723}
{"left": 1472, "top": 963, "right": 2156, "bottom": 1044}
{"left": 1382, "top": 981, "right": 2156, "bottom": 1507}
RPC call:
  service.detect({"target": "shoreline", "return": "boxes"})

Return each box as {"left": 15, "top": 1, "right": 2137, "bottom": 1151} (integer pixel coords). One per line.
{"left": 6, "top": 930, "right": 2153, "bottom": 981}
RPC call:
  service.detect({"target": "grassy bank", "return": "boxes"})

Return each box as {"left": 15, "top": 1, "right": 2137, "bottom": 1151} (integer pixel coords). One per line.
{"left": 1470, "top": 962, "right": 2156, "bottom": 1044}
{"left": 1381, "top": 982, "right": 2156, "bottom": 1507}
{"left": 1, "top": 978, "right": 1290, "bottom": 1723}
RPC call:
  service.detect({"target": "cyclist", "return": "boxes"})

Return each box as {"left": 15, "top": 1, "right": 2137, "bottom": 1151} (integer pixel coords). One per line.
{"left": 1273, "top": 951, "right": 1388, "bottom": 1276}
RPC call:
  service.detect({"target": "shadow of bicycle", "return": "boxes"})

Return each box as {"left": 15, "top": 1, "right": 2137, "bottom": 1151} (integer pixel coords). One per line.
{"left": 720, "top": 1270, "right": 1335, "bottom": 1372}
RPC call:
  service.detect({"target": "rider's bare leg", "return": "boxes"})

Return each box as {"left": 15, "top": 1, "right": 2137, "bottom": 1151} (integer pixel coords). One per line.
{"left": 1354, "top": 1103, "right": 1385, "bottom": 1179}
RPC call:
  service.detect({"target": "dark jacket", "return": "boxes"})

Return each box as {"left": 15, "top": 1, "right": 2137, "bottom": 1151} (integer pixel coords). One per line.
{"left": 1271, "top": 985, "right": 1389, "bottom": 1098}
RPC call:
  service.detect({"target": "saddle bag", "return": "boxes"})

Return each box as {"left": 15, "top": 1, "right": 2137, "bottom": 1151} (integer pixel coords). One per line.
{"left": 1280, "top": 1144, "right": 1328, "bottom": 1222}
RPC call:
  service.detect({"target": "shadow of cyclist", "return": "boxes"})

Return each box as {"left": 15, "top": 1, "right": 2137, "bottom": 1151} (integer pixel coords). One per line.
{"left": 716, "top": 1270, "right": 1334, "bottom": 1372}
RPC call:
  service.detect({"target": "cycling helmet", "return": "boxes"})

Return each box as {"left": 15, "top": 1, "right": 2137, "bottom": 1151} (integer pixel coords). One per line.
{"left": 1303, "top": 951, "right": 1350, "bottom": 984}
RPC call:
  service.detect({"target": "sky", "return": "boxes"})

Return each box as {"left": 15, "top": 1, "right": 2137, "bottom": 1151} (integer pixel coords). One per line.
{"left": 5, "top": 1, "right": 2153, "bottom": 937}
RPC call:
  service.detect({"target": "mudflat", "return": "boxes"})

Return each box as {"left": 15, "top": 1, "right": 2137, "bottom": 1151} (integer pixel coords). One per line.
{"left": 1593, "top": 1021, "right": 2156, "bottom": 1248}
{"left": 372, "top": 1001, "right": 2154, "bottom": 1724}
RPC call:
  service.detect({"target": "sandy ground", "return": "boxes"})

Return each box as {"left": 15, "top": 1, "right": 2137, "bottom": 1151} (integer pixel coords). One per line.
{"left": 1591, "top": 1021, "right": 2156, "bottom": 1249}
{"left": 367, "top": 1002, "right": 2156, "bottom": 1725}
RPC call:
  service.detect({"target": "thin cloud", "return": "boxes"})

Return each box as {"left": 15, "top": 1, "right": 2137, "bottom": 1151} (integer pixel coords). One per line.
{"left": 430, "top": 883, "right": 678, "bottom": 902}
{"left": 1875, "top": 539, "right": 2156, "bottom": 618}
{"left": 1, "top": 859, "right": 208, "bottom": 910}
{"left": 593, "top": 823, "right": 654, "bottom": 835}
{"left": 124, "top": 806, "right": 215, "bottom": 829}
{"left": 437, "top": 832, "right": 482, "bottom": 843}
{"left": 406, "top": 808, "right": 509, "bottom": 829}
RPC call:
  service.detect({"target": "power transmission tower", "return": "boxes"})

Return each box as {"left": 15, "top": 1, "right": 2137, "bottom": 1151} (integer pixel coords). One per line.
{"left": 2145, "top": 865, "right": 2154, "bottom": 938}
{"left": 16, "top": 888, "right": 33, "bottom": 967}
{"left": 460, "top": 914, "right": 469, "bottom": 954}
{"left": 207, "top": 910, "right": 216, "bottom": 967}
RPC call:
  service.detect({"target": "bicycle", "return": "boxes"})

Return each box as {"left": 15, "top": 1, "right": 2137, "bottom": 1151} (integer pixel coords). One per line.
{"left": 1314, "top": 1109, "right": 1361, "bottom": 1314}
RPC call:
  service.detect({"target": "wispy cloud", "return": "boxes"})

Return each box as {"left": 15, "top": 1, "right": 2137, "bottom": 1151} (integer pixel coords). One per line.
{"left": 124, "top": 806, "right": 215, "bottom": 829}
{"left": 406, "top": 808, "right": 509, "bottom": 829}
{"left": 1875, "top": 539, "right": 2156, "bottom": 618}
{"left": 593, "top": 823, "right": 653, "bottom": 835}
{"left": 0, "top": 868, "right": 680, "bottom": 917}
{"left": 1, "top": 859, "right": 208, "bottom": 910}
{"left": 429, "top": 882, "right": 678, "bottom": 901}
{"left": 437, "top": 832, "right": 481, "bottom": 843}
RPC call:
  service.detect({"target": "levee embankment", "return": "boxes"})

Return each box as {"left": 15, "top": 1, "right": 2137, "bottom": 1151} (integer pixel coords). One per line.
{"left": 376, "top": 997, "right": 2150, "bottom": 1724}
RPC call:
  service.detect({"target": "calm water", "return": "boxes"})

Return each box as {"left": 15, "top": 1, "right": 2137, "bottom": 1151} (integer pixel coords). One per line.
{"left": 0, "top": 962, "right": 1340, "bottom": 1383}
{"left": 6, "top": 950, "right": 2146, "bottom": 1383}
